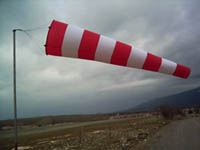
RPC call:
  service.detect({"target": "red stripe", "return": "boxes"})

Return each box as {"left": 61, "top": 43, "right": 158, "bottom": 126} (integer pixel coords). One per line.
{"left": 45, "top": 20, "right": 68, "bottom": 56}
{"left": 143, "top": 53, "right": 162, "bottom": 72}
{"left": 78, "top": 30, "right": 100, "bottom": 60}
{"left": 110, "top": 41, "right": 132, "bottom": 66}
{"left": 173, "top": 64, "right": 191, "bottom": 79}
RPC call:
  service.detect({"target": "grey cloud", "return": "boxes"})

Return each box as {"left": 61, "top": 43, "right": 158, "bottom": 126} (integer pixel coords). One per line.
{"left": 0, "top": 0, "right": 199, "bottom": 120}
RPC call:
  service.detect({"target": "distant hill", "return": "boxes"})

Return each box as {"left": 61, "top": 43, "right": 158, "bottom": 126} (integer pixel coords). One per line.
{"left": 123, "top": 87, "right": 200, "bottom": 112}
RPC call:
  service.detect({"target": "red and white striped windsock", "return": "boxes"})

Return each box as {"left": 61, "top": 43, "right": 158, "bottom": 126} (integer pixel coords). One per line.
{"left": 45, "top": 20, "right": 191, "bottom": 79}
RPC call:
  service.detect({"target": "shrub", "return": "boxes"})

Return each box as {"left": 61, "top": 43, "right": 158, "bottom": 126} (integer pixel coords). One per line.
{"left": 194, "top": 108, "right": 200, "bottom": 114}
{"left": 188, "top": 109, "right": 193, "bottom": 114}
{"left": 175, "top": 108, "right": 185, "bottom": 117}
{"left": 159, "top": 105, "right": 175, "bottom": 120}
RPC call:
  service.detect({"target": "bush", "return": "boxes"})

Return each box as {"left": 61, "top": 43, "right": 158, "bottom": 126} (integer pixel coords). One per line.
{"left": 188, "top": 109, "right": 193, "bottom": 114}
{"left": 194, "top": 108, "right": 200, "bottom": 114}
{"left": 159, "top": 105, "right": 175, "bottom": 120}
{"left": 175, "top": 108, "right": 185, "bottom": 117}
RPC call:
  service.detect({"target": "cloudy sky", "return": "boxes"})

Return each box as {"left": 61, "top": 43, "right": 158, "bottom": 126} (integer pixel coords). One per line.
{"left": 0, "top": 0, "right": 200, "bottom": 120}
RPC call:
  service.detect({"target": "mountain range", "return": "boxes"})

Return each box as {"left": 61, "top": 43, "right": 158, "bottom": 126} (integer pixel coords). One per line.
{"left": 123, "top": 86, "right": 200, "bottom": 112}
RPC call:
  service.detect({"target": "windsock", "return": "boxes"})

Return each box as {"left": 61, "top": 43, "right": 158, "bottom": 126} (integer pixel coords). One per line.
{"left": 45, "top": 20, "right": 191, "bottom": 79}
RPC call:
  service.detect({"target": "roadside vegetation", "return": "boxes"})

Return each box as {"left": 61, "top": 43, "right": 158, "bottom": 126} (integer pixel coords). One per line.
{"left": 0, "top": 106, "right": 199, "bottom": 150}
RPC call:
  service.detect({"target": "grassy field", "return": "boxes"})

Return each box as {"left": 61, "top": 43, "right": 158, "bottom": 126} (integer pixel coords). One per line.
{"left": 0, "top": 115, "right": 170, "bottom": 150}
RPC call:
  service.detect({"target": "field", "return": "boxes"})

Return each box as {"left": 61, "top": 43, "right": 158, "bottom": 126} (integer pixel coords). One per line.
{"left": 0, "top": 114, "right": 170, "bottom": 150}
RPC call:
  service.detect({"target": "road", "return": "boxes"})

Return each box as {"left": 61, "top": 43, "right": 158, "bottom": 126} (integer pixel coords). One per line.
{"left": 144, "top": 117, "right": 200, "bottom": 150}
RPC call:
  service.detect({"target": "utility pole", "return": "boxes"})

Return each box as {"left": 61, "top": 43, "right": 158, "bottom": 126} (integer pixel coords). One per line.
{"left": 13, "top": 29, "right": 23, "bottom": 150}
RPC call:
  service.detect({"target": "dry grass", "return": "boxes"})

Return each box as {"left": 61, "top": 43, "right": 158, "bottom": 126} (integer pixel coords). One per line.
{"left": 0, "top": 116, "right": 170, "bottom": 150}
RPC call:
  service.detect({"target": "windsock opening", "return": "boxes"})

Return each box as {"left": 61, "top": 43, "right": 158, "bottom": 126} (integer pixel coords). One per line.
{"left": 45, "top": 20, "right": 191, "bottom": 79}
{"left": 45, "top": 20, "right": 68, "bottom": 56}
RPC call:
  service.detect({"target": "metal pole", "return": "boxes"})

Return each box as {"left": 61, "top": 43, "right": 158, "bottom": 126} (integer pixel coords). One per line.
{"left": 13, "top": 28, "right": 23, "bottom": 150}
{"left": 13, "top": 29, "right": 18, "bottom": 150}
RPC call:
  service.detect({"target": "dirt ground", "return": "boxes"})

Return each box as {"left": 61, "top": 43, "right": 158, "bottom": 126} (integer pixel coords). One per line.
{"left": 0, "top": 116, "right": 170, "bottom": 150}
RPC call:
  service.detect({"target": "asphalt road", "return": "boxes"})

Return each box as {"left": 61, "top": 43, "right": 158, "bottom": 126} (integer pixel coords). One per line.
{"left": 144, "top": 117, "right": 200, "bottom": 150}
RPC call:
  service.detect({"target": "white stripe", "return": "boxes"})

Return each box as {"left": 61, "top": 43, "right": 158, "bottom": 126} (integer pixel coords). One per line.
{"left": 62, "top": 25, "right": 84, "bottom": 58}
{"left": 127, "top": 47, "right": 147, "bottom": 69}
{"left": 159, "top": 58, "right": 177, "bottom": 75}
{"left": 95, "top": 35, "right": 116, "bottom": 63}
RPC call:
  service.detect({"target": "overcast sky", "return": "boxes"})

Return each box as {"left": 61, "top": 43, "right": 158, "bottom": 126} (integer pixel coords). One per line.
{"left": 0, "top": 0, "right": 200, "bottom": 120}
